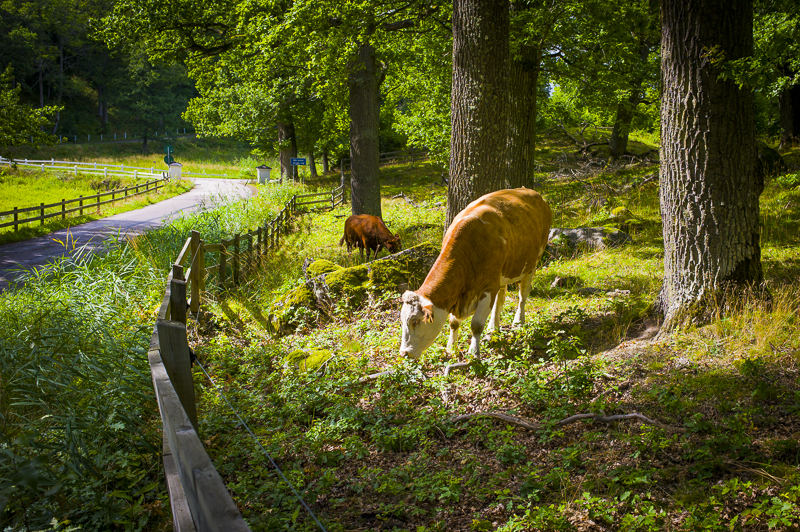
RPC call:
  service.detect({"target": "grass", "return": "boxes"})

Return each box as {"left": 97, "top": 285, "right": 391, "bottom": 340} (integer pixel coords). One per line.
{"left": 186, "top": 130, "right": 800, "bottom": 531}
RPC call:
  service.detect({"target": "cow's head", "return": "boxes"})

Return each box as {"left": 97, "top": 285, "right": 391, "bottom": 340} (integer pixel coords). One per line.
{"left": 399, "top": 291, "right": 447, "bottom": 359}
{"left": 385, "top": 235, "right": 402, "bottom": 254}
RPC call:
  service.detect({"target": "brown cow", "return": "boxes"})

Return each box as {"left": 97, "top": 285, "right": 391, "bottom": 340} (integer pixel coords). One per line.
{"left": 399, "top": 188, "right": 552, "bottom": 359}
{"left": 339, "top": 214, "right": 402, "bottom": 261}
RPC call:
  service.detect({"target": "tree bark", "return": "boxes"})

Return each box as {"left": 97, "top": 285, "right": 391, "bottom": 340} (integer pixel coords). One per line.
{"left": 658, "top": 0, "right": 763, "bottom": 331}
{"left": 778, "top": 81, "right": 800, "bottom": 148}
{"left": 322, "top": 151, "right": 330, "bottom": 174}
{"left": 348, "top": 42, "right": 383, "bottom": 218}
{"left": 277, "top": 121, "right": 298, "bottom": 182}
{"left": 608, "top": 96, "right": 635, "bottom": 158}
{"left": 309, "top": 152, "right": 318, "bottom": 178}
{"left": 447, "top": 0, "right": 510, "bottom": 227}
{"left": 507, "top": 38, "right": 540, "bottom": 189}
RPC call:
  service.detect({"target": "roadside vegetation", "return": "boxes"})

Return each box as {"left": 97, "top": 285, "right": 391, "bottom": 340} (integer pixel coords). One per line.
{"left": 2, "top": 131, "right": 799, "bottom": 531}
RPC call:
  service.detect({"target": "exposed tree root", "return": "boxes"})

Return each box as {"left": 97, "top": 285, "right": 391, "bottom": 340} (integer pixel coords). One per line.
{"left": 451, "top": 411, "right": 686, "bottom": 432}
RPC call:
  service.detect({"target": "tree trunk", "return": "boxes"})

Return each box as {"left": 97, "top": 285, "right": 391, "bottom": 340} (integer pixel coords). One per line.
{"left": 778, "top": 82, "right": 800, "bottom": 148}
{"left": 447, "top": 0, "right": 510, "bottom": 227}
{"left": 322, "top": 151, "right": 330, "bottom": 174}
{"left": 608, "top": 96, "right": 635, "bottom": 158}
{"left": 507, "top": 39, "right": 540, "bottom": 189}
{"left": 277, "top": 121, "right": 297, "bottom": 182}
{"left": 610, "top": 44, "right": 650, "bottom": 158}
{"left": 348, "top": 42, "right": 383, "bottom": 218}
{"left": 308, "top": 152, "right": 318, "bottom": 179}
{"left": 658, "top": 0, "right": 763, "bottom": 331}
{"left": 142, "top": 135, "right": 149, "bottom": 154}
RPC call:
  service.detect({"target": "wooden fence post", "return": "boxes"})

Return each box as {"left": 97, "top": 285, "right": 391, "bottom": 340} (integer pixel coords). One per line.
{"left": 62, "top": 199, "right": 66, "bottom": 220}
{"left": 40, "top": 203, "right": 44, "bottom": 225}
{"left": 190, "top": 231, "right": 201, "bottom": 314}
{"left": 156, "top": 318, "right": 198, "bottom": 434}
{"left": 233, "top": 234, "right": 240, "bottom": 286}
{"left": 79, "top": 195, "right": 83, "bottom": 215}
{"left": 219, "top": 241, "right": 228, "bottom": 290}
{"left": 96, "top": 194, "right": 100, "bottom": 214}
{"left": 171, "top": 264, "right": 187, "bottom": 325}
{"left": 13, "top": 207, "right": 18, "bottom": 232}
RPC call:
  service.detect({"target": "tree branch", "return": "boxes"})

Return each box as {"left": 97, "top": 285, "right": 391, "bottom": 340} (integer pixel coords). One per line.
{"left": 451, "top": 411, "right": 686, "bottom": 432}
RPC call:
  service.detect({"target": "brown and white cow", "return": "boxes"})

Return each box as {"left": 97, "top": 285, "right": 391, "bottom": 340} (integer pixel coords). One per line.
{"left": 399, "top": 188, "right": 552, "bottom": 359}
{"left": 339, "top": 214, "right": 402, "bottom": 261}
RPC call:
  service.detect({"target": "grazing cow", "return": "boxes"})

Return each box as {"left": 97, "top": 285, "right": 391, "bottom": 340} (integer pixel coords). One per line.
{"left": 399, "top": 188, "right": 552, "bottom": 360}
{"left": 339, "top": 214, "right": 402, "bottom": 261}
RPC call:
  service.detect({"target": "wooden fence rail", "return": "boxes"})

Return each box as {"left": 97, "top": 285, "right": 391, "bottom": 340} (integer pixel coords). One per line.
{"left": 150, "top": 184, "right": 345, "bottom": 531}
{"left": 0, "top": 176, "right": 170, "bottom": 231}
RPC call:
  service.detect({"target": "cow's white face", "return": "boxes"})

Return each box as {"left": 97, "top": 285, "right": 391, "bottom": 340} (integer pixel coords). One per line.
{"left": 399, "top": 291, "right": 448, "bottom": 359}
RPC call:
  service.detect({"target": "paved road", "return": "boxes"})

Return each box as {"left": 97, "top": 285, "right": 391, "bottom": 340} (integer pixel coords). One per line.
{"left": 0, "top": 178, "right": 254, "bottom": 290}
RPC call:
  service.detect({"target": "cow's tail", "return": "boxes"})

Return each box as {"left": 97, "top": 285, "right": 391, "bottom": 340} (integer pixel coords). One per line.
{"left": 338, "top": 235, "right": 345, "bottom": 246}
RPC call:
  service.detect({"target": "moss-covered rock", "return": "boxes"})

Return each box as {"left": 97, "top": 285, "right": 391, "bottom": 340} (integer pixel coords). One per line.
{"left": 306, "top": 259, "right": 342, "bottom": 278}
{"left": 546, "top": 227, "right": 632, "bottom": 259}
{"left": 325, "top": 264, "right": 370, "bottom": 305}
{"left": 283, "top": 349, "right": 333, "bottom": 372}
{"left": 268, "top": 283, "right": 318, "bottom": 335}
{"left": 269, "top": 242, "right": 440, "bottom": 337}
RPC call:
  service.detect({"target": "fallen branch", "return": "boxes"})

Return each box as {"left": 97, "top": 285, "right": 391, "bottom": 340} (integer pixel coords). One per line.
{"left": 443, "top": 361, "right": 472, "bottom": 377}
{"left": 391, "top": 192, "right": 420, "bottom": 207}
{"left": 451, "top": 411, "right": 685, "bottom": 433}
{"left": 358, "top": 370, "right": 394, "bottom": 383}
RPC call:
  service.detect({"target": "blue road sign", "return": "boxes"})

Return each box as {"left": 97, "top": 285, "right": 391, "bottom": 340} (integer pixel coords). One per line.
{"left": 290, "top": 157, "right": 307, "bottom": 166}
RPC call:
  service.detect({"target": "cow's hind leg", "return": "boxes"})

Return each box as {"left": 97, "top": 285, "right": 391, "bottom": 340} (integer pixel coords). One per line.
{"left": 513, "top": 272, "right": 535, "bottom": 325}
{"left": 485, "top": 286, "right": 506, "bottom": 334}
{"left": 469, "top": 292, "right": 495, "bottom": 359}
{"left": 447, "top": 315, "right": 461, "bottom": 353}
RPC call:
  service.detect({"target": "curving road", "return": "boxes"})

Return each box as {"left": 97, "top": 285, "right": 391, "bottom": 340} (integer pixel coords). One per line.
{"left": 0, "top": 178, "right": 255, "bottom": 291}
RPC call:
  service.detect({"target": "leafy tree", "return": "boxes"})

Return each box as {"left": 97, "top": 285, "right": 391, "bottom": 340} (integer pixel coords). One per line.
{"left": 657, "top": 0, "right": 763, "bottom": 331}
{"left": 0, "top": 66, "right": 60, "bottom": 159}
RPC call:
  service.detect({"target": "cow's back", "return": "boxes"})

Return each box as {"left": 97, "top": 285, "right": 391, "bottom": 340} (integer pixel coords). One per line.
{"left": 422, "top": 188, "right": 551, "bottom": 318}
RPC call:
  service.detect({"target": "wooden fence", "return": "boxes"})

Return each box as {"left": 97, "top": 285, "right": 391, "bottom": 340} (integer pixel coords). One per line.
{"left": 149, "top": 184, "right": 345, "bottom": 531}
{"left": 0, "top": 176, "right": 170, "bottom": 232}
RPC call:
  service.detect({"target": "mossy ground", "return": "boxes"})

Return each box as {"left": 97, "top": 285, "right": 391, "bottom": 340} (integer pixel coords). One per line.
{"left": 191, "top": 131, "right": 800, "bottom": 531}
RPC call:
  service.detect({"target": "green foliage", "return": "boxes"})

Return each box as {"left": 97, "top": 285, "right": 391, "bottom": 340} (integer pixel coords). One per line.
{"left": 0, "top": 66, "right": 61, "bottom": 155}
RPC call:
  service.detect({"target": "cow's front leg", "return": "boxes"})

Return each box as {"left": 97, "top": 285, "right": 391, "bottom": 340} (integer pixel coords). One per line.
{"left": 447, "top": 315, "right": 461, "bottom": 353}
{"left": 469, "top": 292, "right": 495, "bottom": 359}
{"left": 513, "top": 272, "right": 535, "bottom": 325}
{"left": 486, "top": 286, "right": 506, "bottom": 333}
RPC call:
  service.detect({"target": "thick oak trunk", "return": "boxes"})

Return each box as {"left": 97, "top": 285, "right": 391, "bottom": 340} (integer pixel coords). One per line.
{"left": 348, "top": 42, "right": 383, "bottom": 218}
{"left": 447, "top": 0, "right": 509, "bottom": 227}
{"left": 658, "top": 0, "right": 763, "bottom": 330}
{"left": 507, "top": 40, "right": 540, "bottom": 189}
{"left": 308, "top": 152, "right": 318, "bottom": 179}
{"left": 322, "top": 151, "right": 330, "bottom": 174}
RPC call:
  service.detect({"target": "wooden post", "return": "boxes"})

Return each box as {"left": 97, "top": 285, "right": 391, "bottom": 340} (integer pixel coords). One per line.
{"left": 96, "top": 194, "right": 100, "bottom": 214}
{"left": 62, "top": 199, "right": 66, "bottom": 220}
{"left": 233, "top": 234, "right": 240, "bottom": 286}
{"left": 247, "top": 234, "right": 253, "bottom": 276}
{"left": 79, "top": 195, "right": 83, "bottom": 215}
{"left": 156, "top": 319, "right": 198, "bottom": 434}
{"left": 13, "top": 207, "right": 18, "bottom": 232}
{"left": 170, "top": 265, "right": 187, "bottom": 325}
{"left": 40, "top": 203, "right": 44, "bottom": 225}
{"left": 190, "top": 231, "right": 201, "bottom": 314}
{"left": 219, "top": 241, "right": 228, "bottom": 290}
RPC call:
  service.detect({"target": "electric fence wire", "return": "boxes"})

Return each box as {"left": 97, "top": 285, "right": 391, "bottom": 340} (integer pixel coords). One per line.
{"left": 195, "top": 360, "right": 329, "bottom": 532}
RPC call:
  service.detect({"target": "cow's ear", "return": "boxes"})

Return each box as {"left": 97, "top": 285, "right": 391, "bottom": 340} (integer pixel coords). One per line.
{"left": 421, "top": 303, "right": 434, "bottom": 323}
